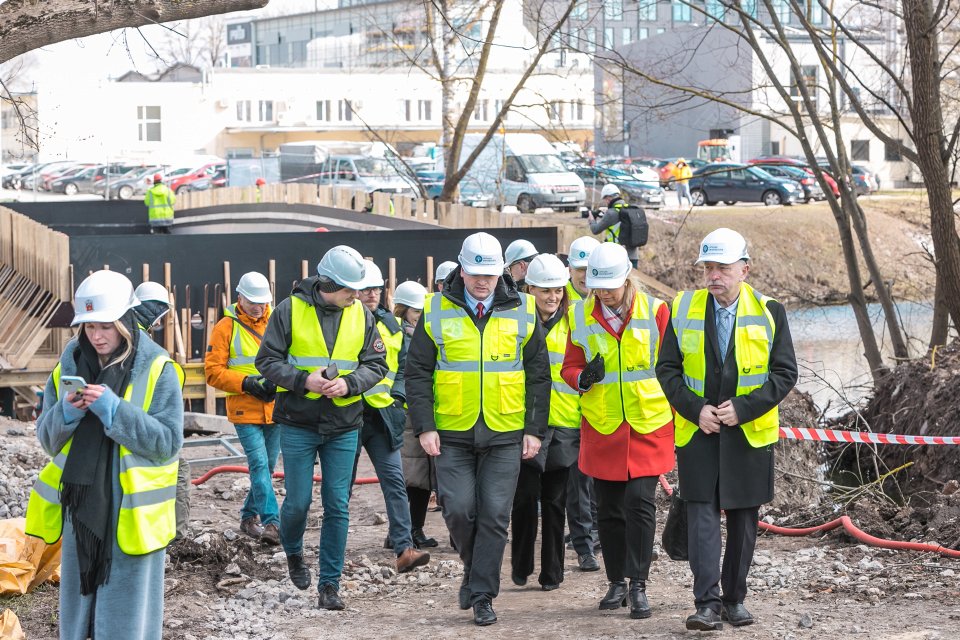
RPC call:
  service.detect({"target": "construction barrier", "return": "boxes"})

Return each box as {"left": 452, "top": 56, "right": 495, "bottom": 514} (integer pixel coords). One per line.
{"left": 780, "top": 426, "right": 960, "bottom": 446}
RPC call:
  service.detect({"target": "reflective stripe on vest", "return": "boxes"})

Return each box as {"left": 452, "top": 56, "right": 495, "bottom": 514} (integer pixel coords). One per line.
{"left": 283, "top": 296, "right": 365, "bottom": 406}
{"left": 363, "top": 319, "right": 403, "bottom": 408}
{"left": 546, "top": 315, "right": 581, "bottom": 428}
{"left": 423, "top": 291, "right": 536, "bottom": 432}
{"left": 146, "top": 185, "right": 175, "bottom": 222}
{"left": 671, "top": 282, "right": 779, "bottom": 448}
{"left": 568, "top": 293, "right": 672, "bottom": 434}
{"left": 26, "top": 355, "right": 185, "bottom": 555}
{"left": 223, "top": 304, "right": 263, "bottom": 392}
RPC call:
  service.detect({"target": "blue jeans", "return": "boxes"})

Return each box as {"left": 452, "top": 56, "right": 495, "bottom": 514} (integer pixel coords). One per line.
{"left": 235, "top": 423, "right": 280, "bottom": 526}
{"left": 279, "top": 425, "right": 359, "bottom": 591}
{"left": 355, "top": 416, "right": 414, "bottom": 554}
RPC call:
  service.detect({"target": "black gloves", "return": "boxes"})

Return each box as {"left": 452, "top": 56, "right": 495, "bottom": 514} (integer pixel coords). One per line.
{"left": 242, "top": 375, "right": 277, "bottom": 402}
{"left": 578, "top": 354, "right": 606, "bottom": 391}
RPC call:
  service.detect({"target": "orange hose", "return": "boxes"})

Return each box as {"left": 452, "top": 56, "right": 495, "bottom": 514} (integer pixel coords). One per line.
{"left": 191, "top": 465, "right": 380, "bottom": 486}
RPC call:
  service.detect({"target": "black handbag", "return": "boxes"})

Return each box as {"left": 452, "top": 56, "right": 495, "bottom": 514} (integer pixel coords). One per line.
{"left": 661, "top": 493, "right": 689, "bottom": 561}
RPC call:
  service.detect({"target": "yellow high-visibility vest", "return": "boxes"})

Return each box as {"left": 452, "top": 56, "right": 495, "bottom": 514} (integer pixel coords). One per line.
{"left": 144, "top": 184, "right": 175, "bottom": 223}
{"left": 671, "top": 282, "right": 779, "bottom": 448}
{"left": 545, "top": 314, "right": 581, "bottom": 428}
{"left": 422, "top": 292, "right": 536, "bottom": 432}
{"left": 224, "top": 304, "right": 265, "bottom": 394}
{"left": 568, "top": 293, "right": 672, "bottom": 434}
{"left": 283, "top": 296, "right": 365, "bottom": 407}
{"left": 26, "top": 355, "right": 185, "bottom": 555}
{"left": 363, "top": 318, "right": 404, "bottom": 409}
{"left": 565, "top": 282, "right": 583, "bottom": 302}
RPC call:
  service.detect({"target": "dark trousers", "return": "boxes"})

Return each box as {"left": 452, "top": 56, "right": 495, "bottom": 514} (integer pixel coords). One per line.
{"left": 435, "top": 441, "right": 521, "bottom": 604}
{"left": 594, "top": 476, "right": 658, "bottom": 583}
{"left": 686, "top": 495, "right": 759, "bottom": 611}
{"left": 407, "top": 486, "right": 430, "bottom": 529}
{"left": 565, "top": 464, "right": 597, "bottom": 555}
{"left": 510, "top": 464, "right": 570, "bottom": 586}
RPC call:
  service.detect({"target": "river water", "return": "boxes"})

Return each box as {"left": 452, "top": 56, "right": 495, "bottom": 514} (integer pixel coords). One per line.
{"left": 788, "top": 300, "right": 937, "bottom": 415}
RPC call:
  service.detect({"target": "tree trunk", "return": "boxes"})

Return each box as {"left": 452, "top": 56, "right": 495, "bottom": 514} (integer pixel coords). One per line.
{"left": 929, "top": 276, "right": 950, "bottom": 349}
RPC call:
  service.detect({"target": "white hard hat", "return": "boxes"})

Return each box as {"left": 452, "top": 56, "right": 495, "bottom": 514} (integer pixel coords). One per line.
{"left": 393, "top": 281, "right": 427, "bottom": 310}
{"left": 357, "top": 260, "right": 385, "bottom": 289}
{"left": 504, "top": 239, "right": 538, "bottom": 266}
{"left": 72, "top": 270, "right": 139, "bottom": 325}
{"left": 317, "top": 245, "right": 367, "bottom": 289}
{"left": 525, "top": 254, "right": 570, "bottom": 289}
{"left": 586, "top": 243, "right": 632, "bottom": 289}
{"left": 134, "top": 281, "right": 170, "bottom": 305}
{"left": 567, "top": 236, "right": 601, "bottom": 268}
{"left": 236, "top": 271, "right": 272, "bottom": 304}
{"left": 435, "top": 260, "right": 458, "bottom": 283}
{"left": 696, "top": 228, "right": 750, "bottom": 265}
{"left": 458, "top": 232, "right": 504, "bottom": 276}
{"left": 600, "top": 183, "right": 621, "bottom": 199}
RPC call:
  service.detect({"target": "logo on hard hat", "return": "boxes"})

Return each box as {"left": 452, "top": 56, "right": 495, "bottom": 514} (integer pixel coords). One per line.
{"left": 591, "top": 268, "right": 599, "bottom": 276}
{"left": 85, "top": 300, "right": 94, "bottom": 312}
{"left": 579, "top": 251, "right": 587, "bottom": 258}
{"left": 475, "top": 255, "right": 483, "bottom": 263}
{"left": 702, "top": 244, "right": 724, "bottom": 256}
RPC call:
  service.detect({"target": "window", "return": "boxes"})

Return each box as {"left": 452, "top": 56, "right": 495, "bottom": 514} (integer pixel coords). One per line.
{"left": 705, "top": 0, "right": 725, "bottom": 21}
{"left": 549, "top": 101, "right": 563, "bottom": 121}
{"left": 604, "top": 27, "right": 615, "bottom": 49}
{"left": 495, "top": 99, "right": 510, "bottom": 122}
{"left": 638, "top": 27, "right": 649, "bottom": 39}
{"left": 742, "top": 0, "right": 757, "bottom": 17}
{"left": 137, "top": 106, "right": 161, "bottom": 142}
{"left": 809, "top": 2, "right": 824, "bottom": 24}
{"left": 586, "top": 28, "right": 596, "bottom": 52}
{"left": 258, "top": 100, "right": 274, "bottom": 122}
{"left": 339, "top": 99, "right": 353, "bottom": 121}
{"left": 572, "top": 99, "right": 584, "bottom": 121}
{"left": 473, "top": 99, "right": 489, "bottom": 122}
{"left": 623, "top": 27, "right": 632, "bottom": 44}
{"left": 790, "top": 65, "right": 818, "bottom": 108}
{"left": 504, "top": 157, "right": 524, "bottom": 182}
{"left": 236, "top": 100, "right": 251, "bottom": 122}
{"left": 638, "top": 1, "right": 657, "bottom": 21}
{"left": 851, "top": 140, "right": 870, "bottom": 161}
{"left": 604, "top": 0, "right": 623, "bottom": 21}
{"left": 316, "top": 100, "right": 331, "bottom": 121}
{"left": 672, "top": 1, "right": 692, "bottom": 22}
{"left": 772, "top": 0, "right": 791, "bottom": 24}
{"left": 419, "top": 100, "right": 432, "bottom": 121}
{"left": 572, "top": 0, "right": 587, "bottom": 20}
{"left": 404, "top": 99, "right": 432, "bottom": 121}
{"left": 657, "top": 27, "right": 666, "bottom": 34}
{"left": 885, "top": 140, "right": 903, "bottom": 162}
{"left": 770, "top": 141, "right": 781, "bottom": 155}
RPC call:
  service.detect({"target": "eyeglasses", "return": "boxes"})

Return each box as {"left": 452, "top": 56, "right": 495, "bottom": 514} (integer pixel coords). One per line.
{"left": 360, "top": 287, "right": 383, "bottom": 294}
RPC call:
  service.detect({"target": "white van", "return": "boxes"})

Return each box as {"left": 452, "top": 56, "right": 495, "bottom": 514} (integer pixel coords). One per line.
{"left": 459, "top": 133, "right": 585, "bottom": 212}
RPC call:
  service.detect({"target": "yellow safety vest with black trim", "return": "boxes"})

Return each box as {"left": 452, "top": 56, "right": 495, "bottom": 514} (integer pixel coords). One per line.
{"left": 145, "top": 183, "right": 175, "bottom": 223}
{"left": 25, "top": 355, "right": 185, "bottom": 555}
{"left": 423, "top": 292, "right": 536, "bottom": 432}
{"left": 363, "top": 318, "right": 404, "bottom": 409}
{"left": 545, "top": 315, "right": 581, "bottom": 428}
{"left": 283, "top": 296, "right": 365, "bottom": 406}
{"left": 224, "top": 304, "right": 263, "bottom": 394}
{"left": 568, "top": 293, "right": 672, "bottom": 435}
{"left": 565, "top": 282, "right": 583, "bottom": 302}
{"left": 671, "top": 282, "right": 779, "bottom": 448}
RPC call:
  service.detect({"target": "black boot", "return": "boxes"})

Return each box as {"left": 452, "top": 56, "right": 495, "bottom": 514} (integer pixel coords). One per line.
{"left": 629, "top": 579, "right": 651, "bottom": 619}
{"left": 286, "top": 554, "right": 311, "bottom": 590}
{"left": 412, "top": 527, "right": 438, "bottom": 548}
{"left": 598, "top": 581, "right": 628, "bottom": 610}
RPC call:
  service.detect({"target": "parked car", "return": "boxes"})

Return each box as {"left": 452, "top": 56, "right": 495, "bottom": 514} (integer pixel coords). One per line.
{"left": 94, "top": 166, "right": 163, "bottom": 200}
{"left": 2, "top": 163, "right": 38, "bottom": 189}
{"left": 179, "top": 166, "right": 227, "bottom": 192}
{"left": 851, "top": 165, "right": 878, "bottom": 195}
{"left": 21, "top": 161, "right": 75, "bottom": 190}
{"left": 597, "top": 160, "right": 660, "bottom": 187}
{"left": 169, "top": 162, "right": 226, "bottom": 193}
{"left": 414, "top": 170, "right": 444, "bottom": 199}
{"left": 748, "top": 156, "right": 841, "bottom": 196}
{"left": 751, "top": 163, "right": 825, "bottom": 202}
{"left": 688, "top": 163, "right": 799, "bottom": 206}
{"left": 49, "top": 165, "right": 104, "bottom": 195}
{"left": 574, "top": 165, "right": 665, "bottom": 209}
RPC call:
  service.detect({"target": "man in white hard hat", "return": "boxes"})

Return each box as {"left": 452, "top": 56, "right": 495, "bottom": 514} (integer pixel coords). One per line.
{"left": 656, "top": 228, "right": 797, "bottom": 631}
{"left": 256, "top": 246, "right": 389, "bottom": 611}
{"left": 503, "top": 239, "right": 538, "bottom": 287}
{"left": 353, "top": 261, "right": 431, "bottom": 574}
{"left": 133, "top": 281, "right": 172, "bottom": 332}
{"left": 588, "top": 184, "right": 644, "bottom": 268}
{"left": 405, "top": 231, "right": 551, "bottom": 626}
{"left": 206, "top": 272, "right": 281, "bottom": 546}
{"left": 434, "top": 261, "right": 458, "bottom": 292}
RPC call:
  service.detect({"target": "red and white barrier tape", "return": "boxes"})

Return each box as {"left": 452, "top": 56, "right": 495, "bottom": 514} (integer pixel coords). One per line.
{"left": 780, "top": 426, "right": 960, "bottom": 446}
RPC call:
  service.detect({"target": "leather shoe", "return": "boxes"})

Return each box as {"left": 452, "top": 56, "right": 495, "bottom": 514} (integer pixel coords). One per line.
{"left": 577, "top": 553, "right": 600, "bottom": 572}
{"left": 629, "top": 580, "right": 651, "bottom": 619}
{"left": 685, "top": 607, "right": 723, "bottom": 631}
{"left": 541, "top": 583, "right": 559, "bottom": 592}
{"left": 412, "top": 527, "right": 438, "bottom": 548}
{"left": 598, "top": 581, "right": 627, "bottom": 610}
{"left": 511, "top": 573, "right": 527, "bottom": 586}
{"left": 260, "top": 523, "right": 280, "bottom": 546}
{"left": 473, "top": 598, "right": 497, "bottom": 626}
{"left": 286, "top": 554, "right": 311, "bottom": 591}
{"left": 239, "top": 516, "right": 263, "bottom": 540}
{"left": 721, "top": 603, "right": 754, "bottom": 627}
{"left": 317, "top": 583, "right": 345, "bottom": 611}
{"left": 396, "top": 547, "right": 430, "bottom": 573}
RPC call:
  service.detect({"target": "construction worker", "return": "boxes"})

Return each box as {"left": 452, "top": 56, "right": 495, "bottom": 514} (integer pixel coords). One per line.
{"left": 144, "top": 173, "right": 175, "bottom": 234}
{"left": 353, "top": 261, "right": 432, "bottom": 573}
{"left": 656, "top": 228, "right": 797, "bottom": 631}
{"left": 588, "top": 184, "right": 643, "bottom": 268}
{"left": 565, "top": 236, "right": 600, "bottom": 302}
{"left": 405, "top": 232, "right": 551, "bottom": 626}
{"left": 205, "top": 272, "right": 281, "bottom": 546}
{"left": 561, "top": 243, "right": 675, "bottom": 620}
{"left": 676, "top": 158, "right": 693, "bottom": 207}
{"left": 434, "top": 261, "right": 458, "bottom": 292}
{"left": 503, "top": 238, "right": 538, "bottom": 287}
{"left": 255, "top": 245, "right": 388, "bottom": 611}
{"left": 510, "top": 254, "right": 582, "bottom": 592}
{"left": 255, "top": 177, "right": 266, "bottom": 203}
{"left": 26, "top": 270, "right": 183, "bottom": 640}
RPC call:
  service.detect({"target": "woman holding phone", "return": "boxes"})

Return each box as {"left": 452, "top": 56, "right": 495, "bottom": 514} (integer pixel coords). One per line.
{"left": 26, "top": 270, "right": 184, "bottom": 640}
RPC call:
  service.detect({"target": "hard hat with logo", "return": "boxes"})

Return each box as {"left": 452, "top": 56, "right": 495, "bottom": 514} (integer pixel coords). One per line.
{"left": 134, "top": 281, "right": 170, "bottom": 305}
{"left": 72, "top": 270, "right": 140, "bottom": 325}
{"left": 600, "top": 183, "right": 621, "bottom": 199}
{"left": 317, "top": 245, "right": 367, "bottom": 289}
{"left": 567, "top": 236, "right": 601, "bottom": 268}
{"left": 695, "top": 228, "right": 750, "bottom": 265}
{"left": 435, "top": 260, "right": 458, "bottom": 283}
{"left": 525, "top": 254, "right": 570, "bottom": 289}
{"left": 153, "top": 173, "right": 163, "bottom": 183}
{"left": 357, "top": 260, "right": 385, "bottom": 289}
{"left": 504, "top": 239, "right": 538, "bottom": 266}
{"left": 458, "top": 232, "right": 504, "bottom": 276}
{"left": 585, "top": 243, "right": 632, "bottom": 289}
{"left": 236, "top": 272, "right": 272, "bottom": 304}
{"left": 393, "top": 281, "right": 427, "bottom": 310}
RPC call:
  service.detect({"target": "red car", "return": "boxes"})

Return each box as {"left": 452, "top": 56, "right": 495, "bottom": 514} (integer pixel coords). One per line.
{"left": 168, "top": 162, "right": 226, "bottom": 193}
{"left": 748, "top": 156, "right": 840, "bottom": 196}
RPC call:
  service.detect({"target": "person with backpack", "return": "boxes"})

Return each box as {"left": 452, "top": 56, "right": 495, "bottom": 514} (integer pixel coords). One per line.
{"left": 587, "top": 184, "right": 649, "bottom": 268}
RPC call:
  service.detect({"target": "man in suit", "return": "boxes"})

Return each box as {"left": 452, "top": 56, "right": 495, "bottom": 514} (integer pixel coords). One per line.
{"left": 656, "top": 228, "right": 797, "bottom": 631}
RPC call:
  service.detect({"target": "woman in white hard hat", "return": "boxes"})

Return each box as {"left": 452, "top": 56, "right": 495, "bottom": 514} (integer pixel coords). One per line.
{"left": 509, "top": 254, "right": 582, "bottom": 592}
{"left": 26, "top": 270, "right": 184, "bottom": 640}
{"left": 561, "top": 243, "right": 675, "bottom": 620}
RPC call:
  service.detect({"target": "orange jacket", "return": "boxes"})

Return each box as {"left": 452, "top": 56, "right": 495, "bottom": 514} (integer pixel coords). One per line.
{"left": 205, "top": 304, "right": 274, "bottom": 424}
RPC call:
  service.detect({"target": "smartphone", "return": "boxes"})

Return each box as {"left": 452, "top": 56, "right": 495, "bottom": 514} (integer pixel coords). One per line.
{"left": 321, "top": 363, "right": 339, "bottom": 380}
{"left": 59, "top": 375, "right": 87, "bottom": 400}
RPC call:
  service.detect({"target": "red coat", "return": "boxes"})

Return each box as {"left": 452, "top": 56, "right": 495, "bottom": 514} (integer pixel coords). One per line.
{"left": 561, "top": 295, "right": 675, "bottom": 481}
